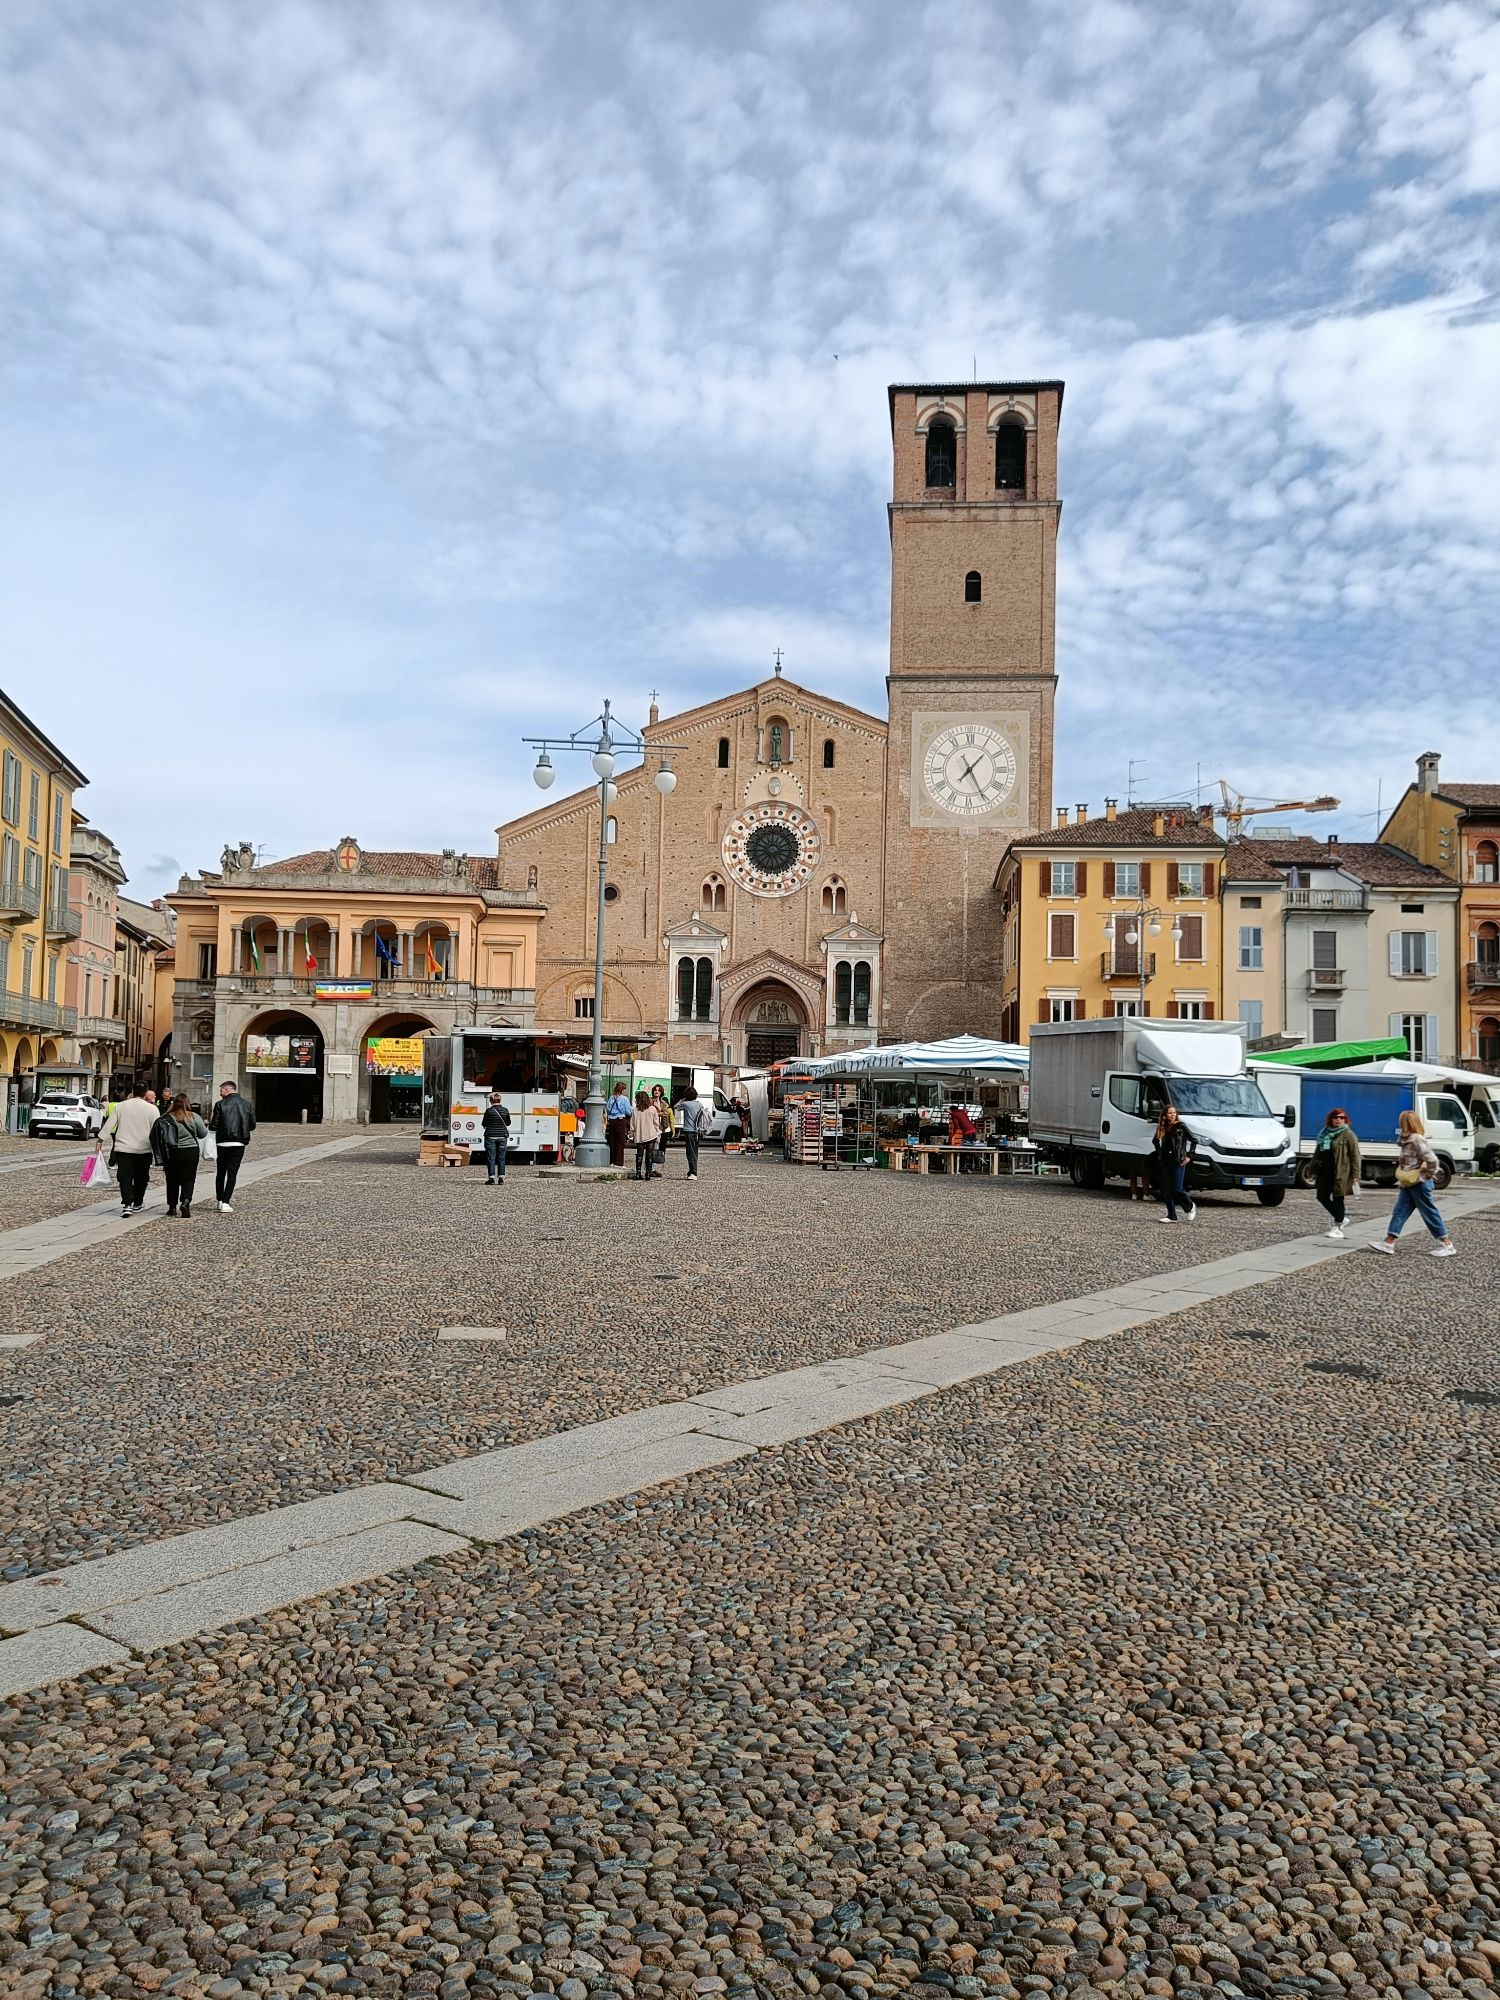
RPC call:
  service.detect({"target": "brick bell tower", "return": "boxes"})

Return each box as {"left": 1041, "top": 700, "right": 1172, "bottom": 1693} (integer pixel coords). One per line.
{"left": 880, "top": 379, "right": 1062, "bottom": 1039}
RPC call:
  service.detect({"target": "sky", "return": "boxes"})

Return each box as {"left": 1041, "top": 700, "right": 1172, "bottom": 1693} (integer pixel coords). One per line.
{"left": 2, "top": 0, "right": 1498, "bottom": 898}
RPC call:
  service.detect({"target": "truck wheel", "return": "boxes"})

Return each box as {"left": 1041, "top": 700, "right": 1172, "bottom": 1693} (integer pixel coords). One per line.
{"left": 1294, "top": 1158, "right": 1318, "bottom": 1190}
{"left": 1067, "top": 1154, "right": 1085, "bottom": 1187}
{"left": 1433, "top": 1157, "right": 1453, "bottom": 1192}
{"left": 1480, "top": 1144, "right": 1500, "bottom": 1175}
{"left": 1256, "top": 1188, "right": 1286, "bottom": 1207}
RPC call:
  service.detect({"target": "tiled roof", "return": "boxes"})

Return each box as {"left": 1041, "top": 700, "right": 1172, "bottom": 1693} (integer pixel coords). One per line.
{"left": 1438, "top": 784, "right": 1500, "bottom": 808}
{"left": 1007, "top": 806, "right": 1223, "bottom": 850}
{"left": 260, "top": 850, "right": 502, "bottom": 886}
{"left": 1223, "top": 838, "right": 1455, "bottom": 889}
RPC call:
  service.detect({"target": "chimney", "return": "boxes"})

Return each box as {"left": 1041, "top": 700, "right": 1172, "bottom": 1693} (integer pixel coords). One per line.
{"left": 1417, "top": 750, "right": 1440, "bottom": 795}
{"left": 1105, "top": 798, "right": 1118, "bottom": 821}
{"left": 1075, "top": 803, "right": 1088, "bottom": 825}
{"left": 1152, "top": 811, "right": 1165, "bottom": 839}
{"left": 1327, "top": 834, "right": 1338, "bottom": 847}
{"left": 1056, "top": 807, "right": 1069, "bottom": 829}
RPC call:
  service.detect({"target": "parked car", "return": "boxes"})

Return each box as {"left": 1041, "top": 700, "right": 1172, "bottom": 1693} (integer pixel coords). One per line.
{"left": 28, "top": 1092, "right": 105, "bottom": 1140}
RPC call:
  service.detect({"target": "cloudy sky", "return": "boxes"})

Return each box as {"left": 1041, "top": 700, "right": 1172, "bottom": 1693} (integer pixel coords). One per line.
{"left": 2, "top": 0, "right": 1497, "bottom": 896}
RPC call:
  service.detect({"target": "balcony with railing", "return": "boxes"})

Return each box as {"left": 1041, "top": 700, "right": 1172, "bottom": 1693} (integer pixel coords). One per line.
{"left": 215, "top": 975, "right": 535, "bottom": 1009}
{"left": 46, "top": 900, "right": 81, "bottom": 940}
{"left": 1101, "top": 950, "right": 1156, "bottom": 980}
{"left": 1307, "top": 965, "right": 1346, "bottom": 993}
{"left": 1467, "top": 959, "right": 1500, "bottom": 993}
{"left": 0, "top": 993, "right": 78, "bottom": 1033}
{"left": 0, "top": 877, "right": 41, "bottom": 923}
{"left": 1285, "top": 887, "right": 1369, "bottom": 911}
{"left": 75, "top": 1014, "right": 126, "bottom": 1042}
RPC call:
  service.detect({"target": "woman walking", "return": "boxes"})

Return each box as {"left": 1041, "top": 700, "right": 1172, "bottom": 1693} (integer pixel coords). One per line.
{"left": 152, "top": 1093, "right": 209, "bottom": 1219}
{"left": 630, "top": 1089, "right": 661, "bottom": 1181}
{"left": 1312, "top": 1105, "right": 1361, "bottom": 1239}
{"left": 1154, "top": 1104, "right": 1197, "bottom": 1224}
{"left": 652, "top": 1085, "right": 674, "bottom": 1170}
{"left": 1367, "top": 1111, "right": 1456, "bottom": 1257}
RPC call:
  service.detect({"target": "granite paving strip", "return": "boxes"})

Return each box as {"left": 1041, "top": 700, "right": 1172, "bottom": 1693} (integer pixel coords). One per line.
{"left": 0, "top": 1131, "right": 381, "bottom": 1279}
{"left": 0, "top": 1623, "right": 130, "bottom": 1700}
{"left": 4, "top": 1187, "right": 1496, "bottom": 1699}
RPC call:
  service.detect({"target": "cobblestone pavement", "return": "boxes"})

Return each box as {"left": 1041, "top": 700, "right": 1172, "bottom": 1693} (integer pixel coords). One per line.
{"left": 0, "top": 1124, "right": 368, "bottom": 1235}
{"left": 0, "top": 1139, "right": 1339, "bottom": 1575}
{"left": 0, "top": 1171, "right": 1496, "bottom": 2000}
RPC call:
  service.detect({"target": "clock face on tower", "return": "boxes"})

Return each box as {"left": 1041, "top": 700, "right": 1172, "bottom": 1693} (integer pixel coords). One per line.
{"left": 921, "top": 722, "right": 1020, "bottom": 818}
{"left": 722, "top": 802, "right": 822, "bottom": 897}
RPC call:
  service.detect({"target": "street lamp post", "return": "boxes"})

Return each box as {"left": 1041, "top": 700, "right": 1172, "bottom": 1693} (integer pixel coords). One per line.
{"left": 524, "top": 699, "right": 683, "bottom": 1169}
{"left": 1103, "top": 897, "right": 1183, "bottom": 1016}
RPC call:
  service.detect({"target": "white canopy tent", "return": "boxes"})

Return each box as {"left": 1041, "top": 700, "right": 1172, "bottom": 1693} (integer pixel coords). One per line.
{"left": 798, "top": 1034, "right": 1030, "bottom": 1077}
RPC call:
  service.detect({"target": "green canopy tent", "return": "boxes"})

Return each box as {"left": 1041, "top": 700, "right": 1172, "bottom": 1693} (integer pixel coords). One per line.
{"left": 1251, "top": 1036, "right": 1407, "bottom": 1069}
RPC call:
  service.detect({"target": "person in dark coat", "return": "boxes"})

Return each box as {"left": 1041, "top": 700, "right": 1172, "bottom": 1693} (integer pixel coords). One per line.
{"left": 1312, "top": 1106, "right": 1361, "bottom": 1239}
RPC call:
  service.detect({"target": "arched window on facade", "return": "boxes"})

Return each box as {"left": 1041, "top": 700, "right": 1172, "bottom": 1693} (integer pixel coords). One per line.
{"left": 1477, "top": 921, "right": 1500, "bottom": 966}
{"left": 925, "top": 418, "right": 956, "bottom": 489}
{"left": 822, "top": 876, "right": 847, "bottom": 917}
{"left": 677, "top": 955, "right": 713, "bottom": 1022}
{"left": 833, "top": 958, "right": 872, "bottom": 1028}
{"left": 702, "top": 874, "right": 726, "bottom": 912}
{"left": 964, "top": 570, "right": 982, "bottom": 603}
{"left": 823, "top": 738, "right": 835, "bottom": 769}
{"left": 606, "top": 816, "right": 617, "bottom": 845}
{"left": 1475, "top": 839, "right": 1499, "bottom": 884}
{"left": 717, "top": 736, "right": 730, "bottom": 769}
{"left": 995, "top": 421, "right": 1027, "bottom": 492}
{"left": 1479, "top": 1015, "right": 1500, "bottom": 1064}
{"left": 764, "top": 716, "right": 790, "bottom": 765}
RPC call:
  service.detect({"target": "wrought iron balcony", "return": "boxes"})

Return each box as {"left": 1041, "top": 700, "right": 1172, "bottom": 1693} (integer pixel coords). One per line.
{"left": 46, "top": 901, "right": 81, "bottom": 940}
{"left": 1101, "top": 950, "right": 1156, "bottom": 980}
{"left": 0, "top": 876, "right": 41, "bottom": 923}
{"left": 1467, "top": 959, "right": 1500, "bottom": 993}
{"left": 1307, "top": 966, "right": 1345, "bottom": 993}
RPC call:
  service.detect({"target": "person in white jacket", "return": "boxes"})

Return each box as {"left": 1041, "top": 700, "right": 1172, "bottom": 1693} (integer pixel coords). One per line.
{"left": 100, "top": 1085, "right": 158, "bottom": 1217}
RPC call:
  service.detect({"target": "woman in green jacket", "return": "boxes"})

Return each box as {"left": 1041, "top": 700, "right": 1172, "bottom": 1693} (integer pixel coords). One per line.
{"left": 152, "top": 1094, "right": 209, "bottom": 1219}
{"left": 1312, "top": 1106, "right": 1361, "bottom": 1240}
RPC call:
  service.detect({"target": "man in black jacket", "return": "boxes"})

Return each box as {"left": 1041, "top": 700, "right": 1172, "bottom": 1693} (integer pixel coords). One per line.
{"left": 208, "top": 1080, "right": 257, "bottom": 1213}
{"left": 481, "top": 1092, "right": 511, "bottom": 1184}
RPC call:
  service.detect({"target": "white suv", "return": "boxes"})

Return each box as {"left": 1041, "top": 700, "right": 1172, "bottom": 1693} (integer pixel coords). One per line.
{"left": 29, "top": 1092, "right": 105, "bottom": 1140}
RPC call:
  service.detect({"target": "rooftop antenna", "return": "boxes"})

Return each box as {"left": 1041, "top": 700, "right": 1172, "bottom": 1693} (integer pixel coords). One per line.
{"left": 1127, "top": 759, "right": 1147, "bottom": 808}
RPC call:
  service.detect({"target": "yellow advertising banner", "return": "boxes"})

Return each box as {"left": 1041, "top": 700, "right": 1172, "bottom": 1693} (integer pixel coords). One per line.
{"left": 365, "top": 1036, "right": 426, "bottom": 1078}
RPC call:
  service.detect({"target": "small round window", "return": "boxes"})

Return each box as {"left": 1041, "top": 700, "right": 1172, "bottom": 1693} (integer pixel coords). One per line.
{"left": 603, "top": 883, "right": 620, "bottom": 903}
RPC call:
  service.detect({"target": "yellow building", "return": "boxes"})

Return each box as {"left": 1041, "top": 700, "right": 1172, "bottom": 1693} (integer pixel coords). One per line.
{"left": 1, "top": 687, "right": 86, "bottom": 1127}
{"left": 168, "top": 839, "right": 544, "bottom": 1121}
{"left": 996, "top": 801, "right": 1226, "bottom": 1040}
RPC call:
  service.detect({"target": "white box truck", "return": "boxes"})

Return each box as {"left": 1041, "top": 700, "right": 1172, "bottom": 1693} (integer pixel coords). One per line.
{"left": 1029, "top": 1019, "right": 1296, "bottom": 1205}
{"left": 1247, "top": 1062, "right": 1475, "bottom": 1190}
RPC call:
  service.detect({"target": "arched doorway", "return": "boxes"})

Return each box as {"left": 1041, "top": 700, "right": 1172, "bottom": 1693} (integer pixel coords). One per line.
{"left": 243, "top": 1010, "right": 324, "bottom": 1123}
{"left": 735, "top": 981, "right": 810, "bottom": 1067}
{"left": 361, "top": 1014, "right": 436, "bottom": 1124}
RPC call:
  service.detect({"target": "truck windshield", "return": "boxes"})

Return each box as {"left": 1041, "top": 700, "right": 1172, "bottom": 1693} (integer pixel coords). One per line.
{"left": 1166, "top": 1077, "right": 1273, "bottom": 1118}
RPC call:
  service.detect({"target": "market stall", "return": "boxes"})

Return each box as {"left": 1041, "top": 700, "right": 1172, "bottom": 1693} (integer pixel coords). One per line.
{"left": 782, "top": 1035, "right": 1031, "bottom": 1170}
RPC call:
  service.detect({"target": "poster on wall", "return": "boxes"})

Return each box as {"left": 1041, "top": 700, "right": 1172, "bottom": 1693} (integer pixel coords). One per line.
{"left": 246, "top": 1033, "right": 320, "bottom": 1074}
{"left": 365, "top": 1036, "right": 425, "bottom": 1078}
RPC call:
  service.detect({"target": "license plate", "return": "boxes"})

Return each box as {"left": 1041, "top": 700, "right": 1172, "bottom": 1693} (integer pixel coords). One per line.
{"left": 1238, "top": 1176, "right": 1264, "bottom": 1187}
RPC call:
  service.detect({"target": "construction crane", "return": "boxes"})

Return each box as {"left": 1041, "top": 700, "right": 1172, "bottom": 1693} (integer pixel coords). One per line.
{"left": 1216, "top": 780, "right": 1339, "bottom": 834}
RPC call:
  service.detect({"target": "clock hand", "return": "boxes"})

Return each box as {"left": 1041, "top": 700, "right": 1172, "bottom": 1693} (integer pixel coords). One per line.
{"left": 957, "top": 757, "right": 984, "bottom": 789}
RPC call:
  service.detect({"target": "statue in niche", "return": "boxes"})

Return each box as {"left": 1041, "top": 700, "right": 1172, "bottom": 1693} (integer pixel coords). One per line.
{"left": 769, "top": 724, "right": 783, "bottom": 766}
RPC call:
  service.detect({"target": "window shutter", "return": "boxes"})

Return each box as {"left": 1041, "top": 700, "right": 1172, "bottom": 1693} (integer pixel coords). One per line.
{"left": 1038, "top": 997, "right": 1051, "bottom": 1024}
{"left": 1076, "top": 999, "right": 1086, "bottom": 1019}
{"left": 1141, "top": 1000, "right": 1150, "bottom": 1016}
{"left": 1425, "top": 1013, "right": 1440, "bottom": 1059}
{"left": 1140, "top": 862, "right": 1151, "bottom": 896}
{"left": 1166, "top": 1001, "right": 1179, "bottom": 1018}
{"left": 1167, "top": 862, "right": 1180, "bottom": 898}
{"left": 1103, "top": 861, "right": 1115, "bottom": 898}
{"left": 1389, "top": 933, "right": 1403, "bottom": 977}
{"left": 1204, "top": 862, "right": 1216, "bottom": 897}
{"left": 1389, "top": 1011, "right": 1404, "bottom": 1040}
{"left": 1039, "top": 861, "right": 1051, "bottom": 897}
{"left": 1426, "top": 930, "right": 1439, "bottom": 974}
{"left": 1076, "top": 862, "right": 1087, "bottom": 896}
{"left": 1203, "top": 1001, "right": 1215, "bottom": 1019}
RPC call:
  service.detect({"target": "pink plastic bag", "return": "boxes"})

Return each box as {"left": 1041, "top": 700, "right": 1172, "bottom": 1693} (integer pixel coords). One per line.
{"left": 80, "top": 1152, "right": 106, "bottom": 1187}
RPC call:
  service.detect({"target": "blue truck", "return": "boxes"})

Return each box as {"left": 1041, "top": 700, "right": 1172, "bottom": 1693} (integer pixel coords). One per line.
{"left": 1248, "top": 1064, "right": 1474, "bottom": 1191}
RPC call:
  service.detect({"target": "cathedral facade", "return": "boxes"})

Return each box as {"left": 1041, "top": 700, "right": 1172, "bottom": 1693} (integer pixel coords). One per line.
{"left": 500, "top": 379, "right": 1063, "bottom": 1066}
